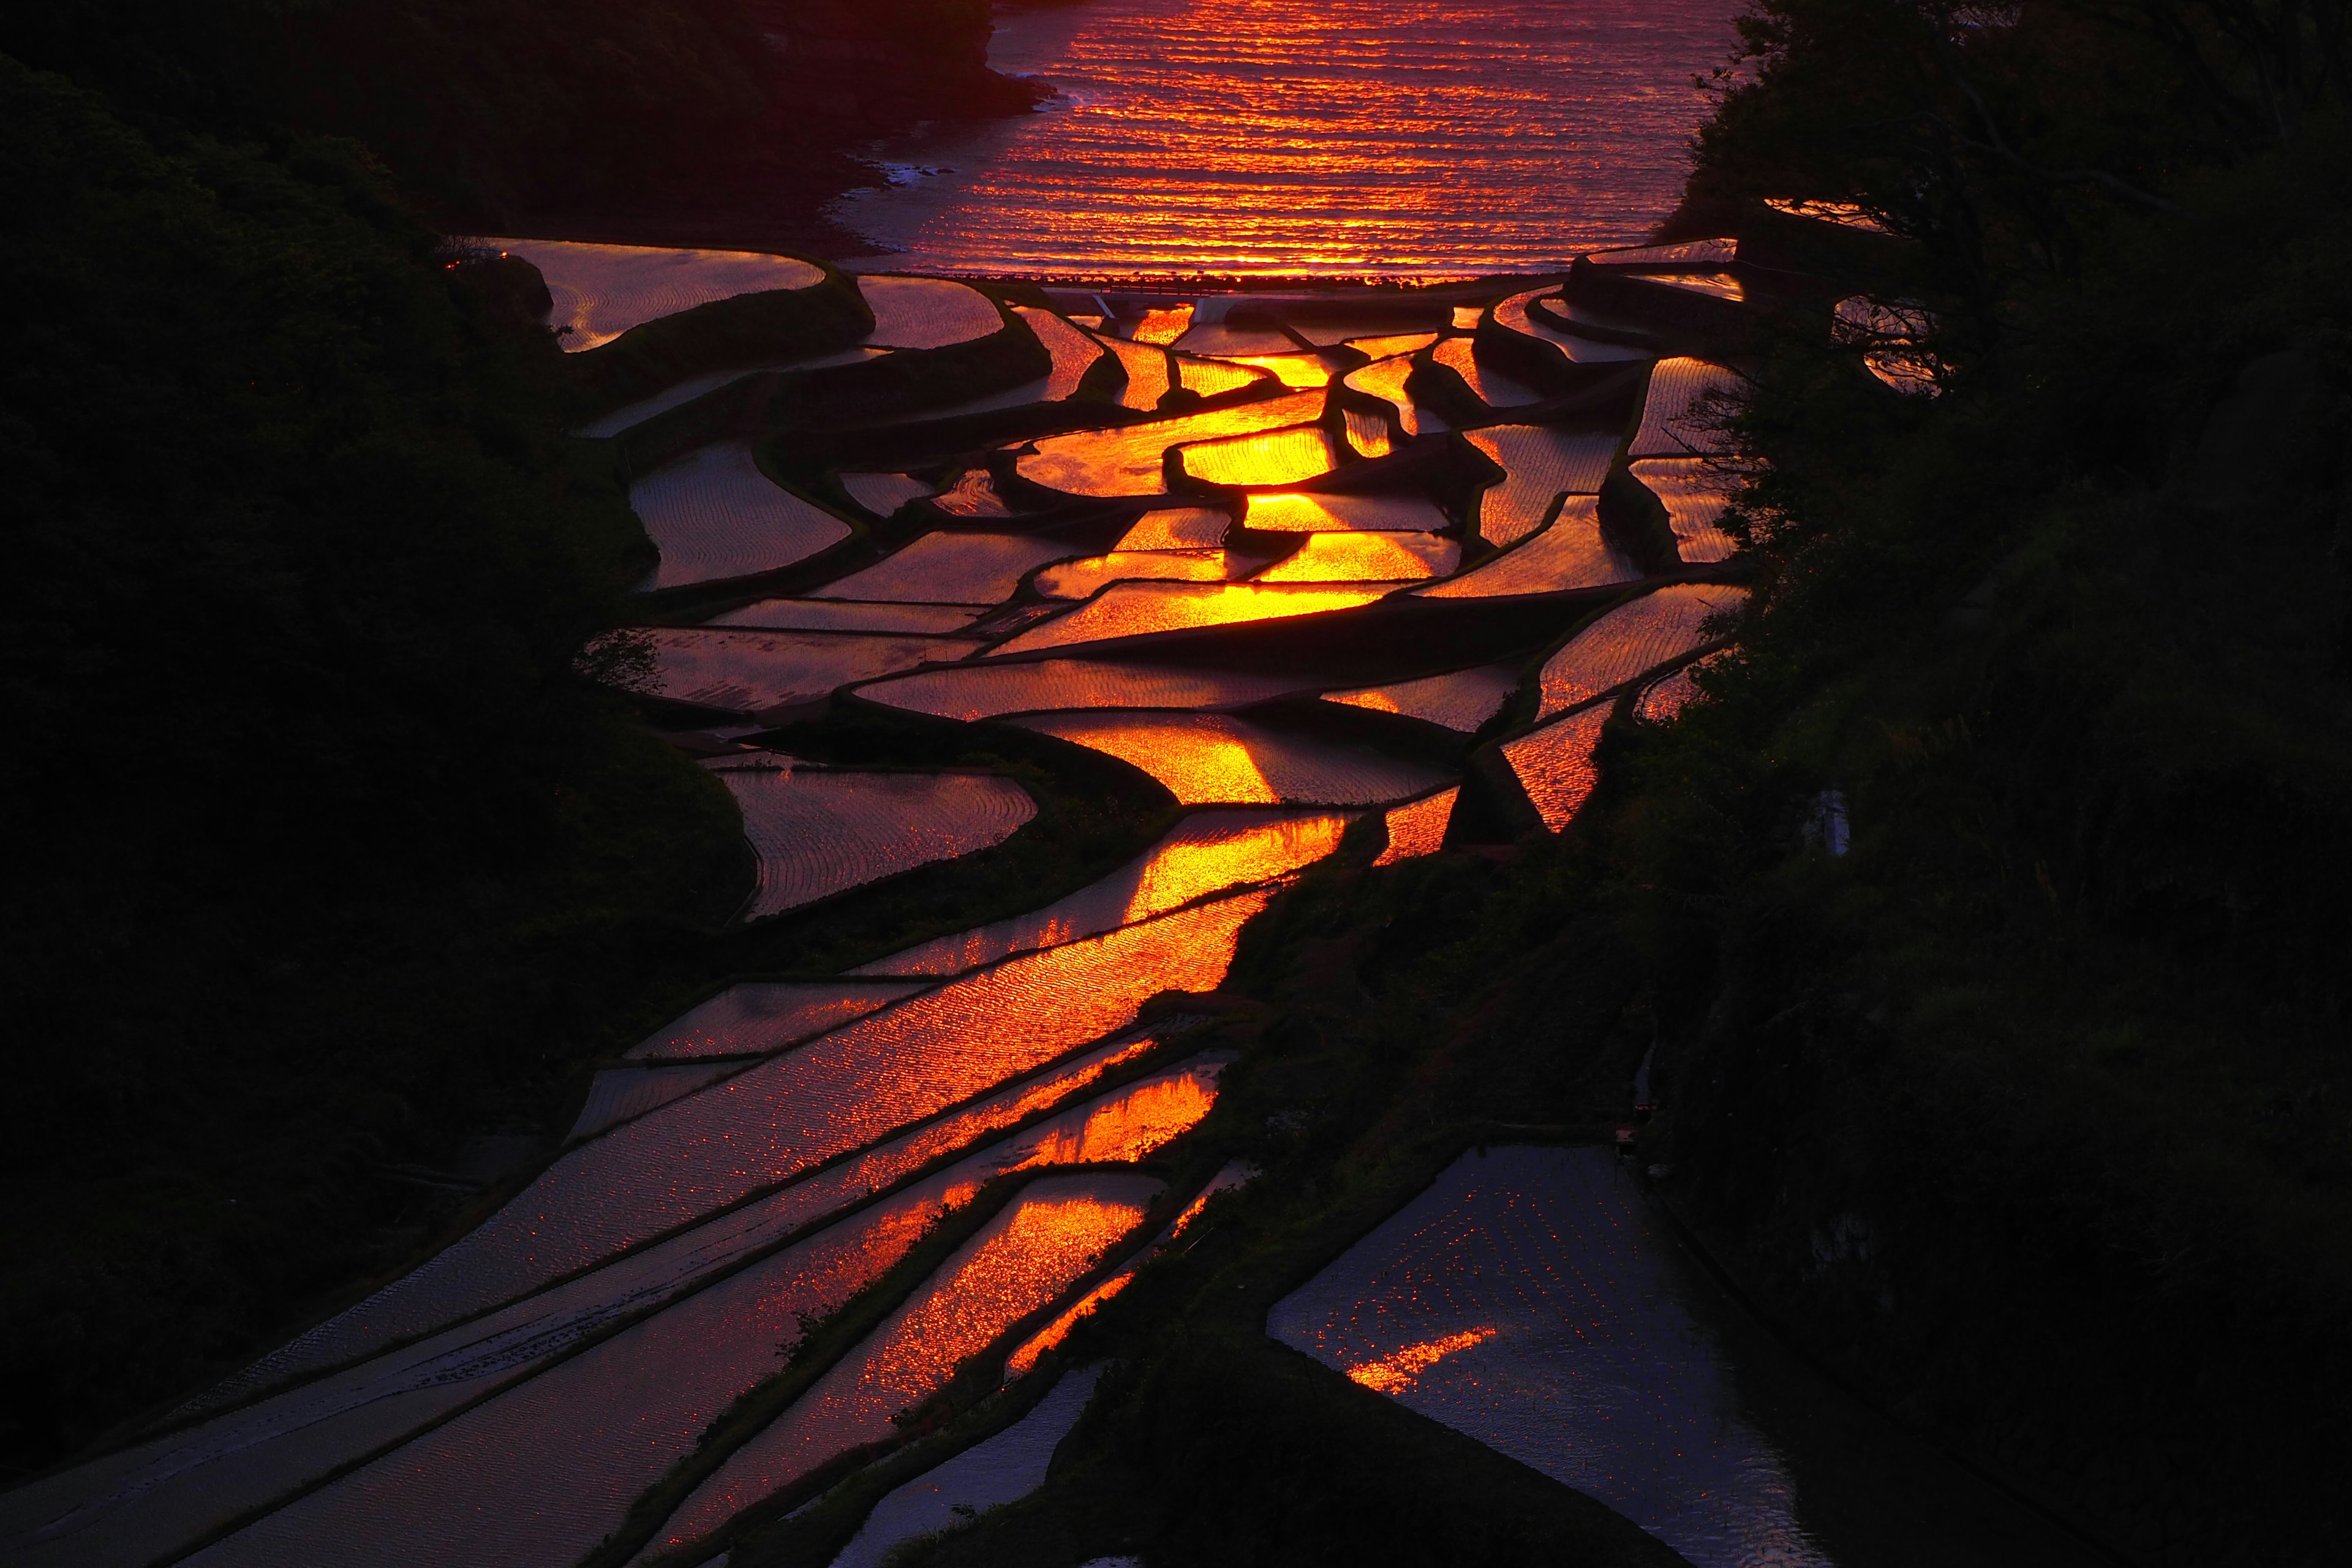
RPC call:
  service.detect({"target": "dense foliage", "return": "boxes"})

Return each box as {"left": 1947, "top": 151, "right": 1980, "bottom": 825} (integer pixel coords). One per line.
{"left": 0, "top": 53, "right": 751, "bottom": 1471}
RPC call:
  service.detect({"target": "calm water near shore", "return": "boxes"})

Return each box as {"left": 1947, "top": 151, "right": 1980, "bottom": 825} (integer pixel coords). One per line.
{"left": 835, "top": 0, "right": 1745, "bottom": 278}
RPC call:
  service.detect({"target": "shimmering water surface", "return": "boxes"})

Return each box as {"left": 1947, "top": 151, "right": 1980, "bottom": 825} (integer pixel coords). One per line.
{"left": 835, "top": 0, "right": 1744, "bottom": 276}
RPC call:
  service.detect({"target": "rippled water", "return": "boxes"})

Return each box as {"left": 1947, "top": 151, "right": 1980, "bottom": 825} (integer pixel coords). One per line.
{"left": 835, "top": 0, "right": 1744, "bottom": 277}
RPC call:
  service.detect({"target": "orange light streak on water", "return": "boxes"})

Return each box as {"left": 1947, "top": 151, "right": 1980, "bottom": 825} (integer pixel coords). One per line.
{"left": 835, "top": 0, "right": 1741, "bottom": 278}
{"left": 1346, "top": 1325, "right": 1499, "bottom": 1393}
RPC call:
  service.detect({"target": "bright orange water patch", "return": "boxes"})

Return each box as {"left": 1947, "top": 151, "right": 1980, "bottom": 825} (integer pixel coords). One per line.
{"left": 1414, "top": 496, "right": 1642, "bottom": 599}
{"left": 1034, "top": 549, "right": 1240, "bottom": 600}
{"left": 1500, "top": 706, "right": 1610, "bottom": 831}
{"left": 1177, "top": 355, "right": 1276, "bottom": 398}
{"left": 1344, "top": 407, "right": 1394, "bottom": 458}
{"left": 1017, "top": 390, "right": 1325, "bottom": 497}
{"left": 1431, "top": 336, "right": 1542, "bottom": 408}
{"left": 1016, "top": 1072, "right": 1219, "bottom": 1168}
{"left": 1130, "top": 306, "right": 1194, "bottom": 345}
{"left": 649, "top": 1175, "right": 1159, "bottom": 1550}
{"left": 1176, "top": 425, "right": 1340, "bottom": 488}
{"left": 1256, "top": 531, "right": 1456, "bottom": 583}
{"left": 1093, "top": 333, "right": 1174, "bottom": 411}
{"left": 1346, "top": 1325, "right": 1497, "bottom": 1393}
{"left": 1619, "top": 269, "right": 1745, "bottom": 302}
{"left": 1014, "top": 712, "right": 1453, "bottom": 806}
{"left": 1242, "top": 491, "right": 1449, "bottom": 533}
{"left": 1116, "top": 812, "right": 1349, "bottom": 922}
{"left": 1374, "top": 787, "right": 1460, "bottom": 865}
{"left": 1115, "top": 507, "right": 1231, "bottom": 550}
{"left": 1341, "top": 356, "right": 1447, "bottom": 437}
{"left": 1347, "top": 331, "right": 1441, "bottom": 360}
{"left": 987, "top": 580, "right": 1390, "bottom": 656}
{"left": 1003, "top": 1274, "right": 1133, "bottom": 1379}
{"left": 1224, "top": 352, "right": 1338, "bottom": 389}
{"left": 1327, "top": 667, "right": 1516, "bottom": 733}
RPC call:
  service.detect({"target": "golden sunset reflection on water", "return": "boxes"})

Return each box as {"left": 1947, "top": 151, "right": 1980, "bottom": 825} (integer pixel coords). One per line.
{"left": 836, "top": 0, "right": 1743, "bottom": 277}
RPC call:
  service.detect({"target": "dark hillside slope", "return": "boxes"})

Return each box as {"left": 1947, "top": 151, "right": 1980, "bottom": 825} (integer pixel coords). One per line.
{"left": 0, "top": 56, "right": 744, "bottom": 1472}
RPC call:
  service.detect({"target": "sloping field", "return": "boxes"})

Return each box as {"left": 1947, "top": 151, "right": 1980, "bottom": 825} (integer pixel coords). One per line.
{"left": 488, "top": 239, "right": 824, "bottom": 353}
{"left": 854, "top": 810, "right": 1353, "bottom": 976}
{"left": 1256, "top": 531, "right": 1458, "bottom": 583}
{"left": 1431, "top": 336, "right": 1544, "bottom": 409}
{"left": 859, "top": 275, "right": 1005, "bottom": 349}
{"left": 1090, "top": 333, "right": 1173, "bottom": 411}
{"left": 1268, "top": 1145, "right": 1833, "bottom": 1568}
{"left": 717, "top": 764, "right": 1038, "bottom": 919}
{"left": 646, "top": 1174, "right": 1165, "bottom": 1553}
{"left": 191, "top": 1028, "right": 1186, "bottom": 1437}
{"left": 1175, "top": 424, "right": 1341, "bottom": 488}
{"left": 1035, "top": 549, "right": 1243, "bottom": 600}
{"left": 575, "top": 348, "right": 886, "bottom": 439}
{"left": 1341, "top": 355, "right": 1450, "bottom": 437}
{"left": 629, "top": 442, "right": 854, "bottom": 590}
{"left": 706, "top": 600, "right": 987, "bottom": 635}
{"left": 1014, "top": 306, "right": 1109, "bottom": 401}
{"left": 627, "top": 980, "right": 932, "bottom": 1062}
{"left": 568, "top": 1065, "right": 737, "bottom": 1140}
{"left": 1634, "top": 650, "right": 1726, "bottom": 723}
{"left": 1326, "top": 666, "right": 1518, "bottom": 732}
{"left": 1017, "top": 391, "right": 1325, "bottom": 498}
{"left": 1461, "top": 426, "right": 1619, "bottom": 549}
{"left": 1536, "top": 584, "right": 1749, "bottom": 718}
{"left": 1631, "top": 358, "right": 1745, "bottom": 457}
{"left": 1491, "top": 289, "right": 1651, "bottom": 364}
{"left": 1344, "top": 406, "right": 1395, "bottom": 458}
{"left": 1630, "top": 456, "right": 1742, "bottom": 564}
{"left": 1498, "top": 706, "right": 1612, "bottom": 831}
{"left": 841, "top": 472, "right": 937, "bottom": 517}
{"left": 1115, "top": 506, "right": 1230, "bottom": 550}
{"left": 1012, "top": 712, "right": 1452, "bottom": 806}
{"left": 1414, "top": 497, "right": 1642, "bottom": 600}
{"left": 858, "top": 658, "right": 1314, "bottom": 722}
{"left": 244, "top": 893, "right": 1271, "bottom": 1354}
{"left": 829, "top": 1366, "right": 1105, "bottom": 1568}
{"left": 641, "top": 630, "right": 975, "bottom": 715}
{"left": 1176, "top": 354, "right": 1280, "bottom": 399}
{"left": 1374, "top": 786, "right": 1461, "bottom": 865}
{"left": 988, "top": 581, "right": 1392, "bottom": 657}
{"left": 1243, "top": 491, "right": 1450, "bottom": 533}
{"left": 810, "top": 532, "right": 1077, "bottom": 604}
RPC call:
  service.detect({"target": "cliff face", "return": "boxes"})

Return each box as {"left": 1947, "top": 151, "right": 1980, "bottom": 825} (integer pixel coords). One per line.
{"left": 744, "top": 0, "right": 1044, "bottom": 123}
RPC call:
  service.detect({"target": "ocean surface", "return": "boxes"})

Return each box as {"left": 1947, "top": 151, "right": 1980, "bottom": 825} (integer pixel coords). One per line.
{"left": 835, "top": 0, "right": 1746, "bottom": 279}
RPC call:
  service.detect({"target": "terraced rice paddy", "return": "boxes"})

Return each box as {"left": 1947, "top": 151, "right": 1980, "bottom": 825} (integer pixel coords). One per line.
{"left": 1631, "top": 456, "right": 1743, "bottom": 562}
{"left": 706, "top": 599, "right": 987, "bottom": 634}
{"left": 1632, "top": 358, "right": 1745, "bottom": 456}
{"left": 488, "top": 238, "right": 824, "bottom": 352}
{"left": 1017, "top": 391, "right": 1324, "bottom": 497}
{"left": 841, "top": 472, "right": 937, "bottom": 516}
{"left": 1536, "top": 583, "right": 1749, "bottom": 717}
{"left": 1326, "top": 666, "right": 1517, "bottom": 732}
{"left": 629, "top": 442, "right": 853, "bottom": 589}
{"left": 1499, "top": 706, "right": 1612, "bottom": 830}
{"left": 1175, "top": 424, "right": 1340, "bottom": 488}
{"left": 718, "top": 762, "right": 1039, "bottom": 918}
{"left": 860, "top": 275, "right": 1006, "bottom": 348}
{"left": 858, "top": 659, "right": 1316, "bottom": 722}
{"left": 1256, "top": 531, "right": 1457, "bottom": 582}
{"left": 1034, "top": 549, "right": 1244, "bottom": 599}
{"left": 569, "top": 1064, "right": 736, "bottom": 1139}
{"left": 1243, "top": 490, "right": 1450, "bottom": 533}
{"left": 575, "top": 347, "right": 886, "bottom": 439}
{"left": 829, "top": 1366, "right": 1106, "bottom": 1568}
{"left": 988, "top": 581, "right": 1393, "bottom": 656}
{"left": 855, "top": 811, "right": 1352, "bottom": 975}
{"left": 1461, "top": 426, "right": 1620, "bottom": 548}
{"left": 641, "top": 628, "right": 977, "bottom": 715}
{"left": 53, "top": 224, "right": 1822, "bottom": 1562}
{"left": 1341, "top": 355, "right": 1449, "bottom": 436}
{"left": 647, "top": 1174, "right": 1164, "bottom": 1552}
{"left": 1431, "top": 336, "right": 1544, "bottom": 408}
{"left": 1635, "top": 650, "right": 1725, "bottom": 722}
{"left": 1115, "top": 506, "right": 1231, "bottom": 549}
{"left": 1375, "top": 787, "right": 1461, "bottom": 864}
{"left": 1417, "top": 497, "right": 1643, "bottom": 600}
{"left": 810, "top": 532, "right": 1077, "bottom": 603}
{"left": 628, "top": 980, "right": 932, "bottom": 1061}
{"left": 1012, "top": 712, "right": 1453, "bottom": 805}
{"left": 1267, "top": 1145, "right": 1833, "bottom": 1568}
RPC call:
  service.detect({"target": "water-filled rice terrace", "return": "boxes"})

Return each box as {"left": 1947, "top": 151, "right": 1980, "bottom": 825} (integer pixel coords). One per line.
{"left": 10, "top": 233, "right": 1816, "bottom": 1568}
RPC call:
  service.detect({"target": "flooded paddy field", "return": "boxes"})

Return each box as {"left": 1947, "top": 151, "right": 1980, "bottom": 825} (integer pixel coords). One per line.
{"left": 10, "top": 219, "right": 1905, "bottom": 1567}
